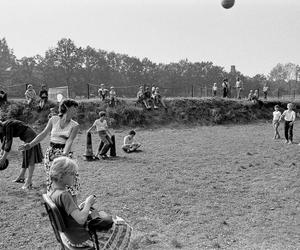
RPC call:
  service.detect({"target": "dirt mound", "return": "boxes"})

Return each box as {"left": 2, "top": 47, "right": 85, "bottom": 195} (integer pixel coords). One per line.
{"left": 0, "top": 98, "right": 297, "bottom": 128}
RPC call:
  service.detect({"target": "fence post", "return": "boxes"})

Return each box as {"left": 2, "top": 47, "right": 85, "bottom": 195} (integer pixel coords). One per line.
{"left": 277, "top": 88, "right": 279, "bottom": 100}
{"left": 87, "top": 83, "right": 90, "bottom": 99}
{"left": 191, "top": 85, "right": 194, "bottom": 97}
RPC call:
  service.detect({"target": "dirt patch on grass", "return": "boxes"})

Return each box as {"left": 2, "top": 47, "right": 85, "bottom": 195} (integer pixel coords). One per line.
{"left": 1, "top": 122, "right": 300, "bottom": 249}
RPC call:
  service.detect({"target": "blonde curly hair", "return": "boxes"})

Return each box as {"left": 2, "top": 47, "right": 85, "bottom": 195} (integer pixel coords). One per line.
{"left": 49, "top": 156, "right": 78, "bottom": 182}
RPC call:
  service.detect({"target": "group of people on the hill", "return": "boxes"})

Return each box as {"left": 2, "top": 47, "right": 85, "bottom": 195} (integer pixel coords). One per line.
{"left": 212, "top": 77, "right": 244, "bottom": 98}
{"left": 213, "top": 77, "right": 270, "bottom": 101}
{"left": 137, "top": 85, "right": 167, "bottom": 110}
{"left": 24, "top": 84, "right": 49, "bottom": 110}
{"left": 97, "top": 83, "right": 117, "bottom": 107}
{"left": 0, "top": 98, "right": 133, "bottom": 248}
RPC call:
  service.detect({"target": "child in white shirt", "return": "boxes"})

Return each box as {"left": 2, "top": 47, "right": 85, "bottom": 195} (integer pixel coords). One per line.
{"left": 87, "top": 111, "right": 112, "bottom": 159}
{"left": 122, "top": 130, "right": 141, "bottom": 153}
{"left": 272, "top": 105, "right": 281, "bottom": 139}
{"left": 279, "top": 103, "right": 296, "bottom": 144}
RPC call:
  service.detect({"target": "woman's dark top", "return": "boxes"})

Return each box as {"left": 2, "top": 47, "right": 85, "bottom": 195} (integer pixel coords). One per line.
{"left": 0, "top": 120, "right": 34, "bottom": 152}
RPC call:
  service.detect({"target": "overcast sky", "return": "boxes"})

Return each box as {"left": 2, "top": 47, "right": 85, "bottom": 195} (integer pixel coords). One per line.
{"left": 1, "top": 0, "right": 299, "bottom": 77}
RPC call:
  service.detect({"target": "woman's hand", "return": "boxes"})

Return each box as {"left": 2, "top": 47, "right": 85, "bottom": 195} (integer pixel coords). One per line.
{"left": 18, "top": 143, "right": 31, "bottom": 151}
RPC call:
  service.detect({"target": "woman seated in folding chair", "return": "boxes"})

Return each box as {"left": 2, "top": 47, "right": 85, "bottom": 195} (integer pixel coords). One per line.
{"left": 48, "top": 156, "right": 132, "bottom": 249}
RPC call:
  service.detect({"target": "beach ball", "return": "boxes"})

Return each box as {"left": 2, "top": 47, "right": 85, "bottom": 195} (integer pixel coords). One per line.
{"left": 221, "top": 0, "right": 235, "bottom": 9}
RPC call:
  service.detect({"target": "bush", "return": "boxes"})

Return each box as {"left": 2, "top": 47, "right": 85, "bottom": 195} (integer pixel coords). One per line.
{"left": 0, "top": 98, "right": 296, "bottom": 129}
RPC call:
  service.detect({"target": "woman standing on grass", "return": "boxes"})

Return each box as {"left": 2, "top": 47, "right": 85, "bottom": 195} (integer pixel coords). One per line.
{"left": 19, "top": 99, "right": 80, "bottom": 195}
{"left": 0, "top": 119, "right": 43, "bottom": 189}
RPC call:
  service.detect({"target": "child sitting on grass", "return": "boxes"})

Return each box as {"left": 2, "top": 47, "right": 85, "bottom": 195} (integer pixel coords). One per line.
{"left": 87, "top": 111, "right": 113, "bottom": 159}
{"left": 272, "top": 105, "right": 281, "bottom": 139}
{"left": 279, "top": 103, "right": 295, "bottom": 144}
{"left": 48, "top": 156, "right": 132, "bottom": 249}
{"left": 122, "top": 130, "right": 141, "bottom": 153}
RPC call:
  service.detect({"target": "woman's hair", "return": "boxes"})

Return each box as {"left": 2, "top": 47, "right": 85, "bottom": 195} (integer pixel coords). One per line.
{"left": 129, "top": 130, "right": 136, "bottom": 136}
{"left": 99, "top": 111, "right": 106, "bottom": 117}
{"left": 49, "top": 156, "right": 78, "bottom": 183}
{"left": 58, "top": 99, "right": 79, "bottom": 117}
{"left": 274, "top": 105, "right": 279, "bottom": 109}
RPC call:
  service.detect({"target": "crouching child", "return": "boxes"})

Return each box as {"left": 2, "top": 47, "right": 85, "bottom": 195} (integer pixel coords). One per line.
{"left": 122, "top": 130, "right": 141, "bottom": 153}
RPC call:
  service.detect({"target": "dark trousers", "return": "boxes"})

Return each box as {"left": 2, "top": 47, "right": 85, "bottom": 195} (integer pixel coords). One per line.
{"left": 284, "top": 120, "right": 293, "bottom": 141}
{"left": 97, "top": 131, "right": 112, "bottom": 156}
{"left": 223, "top": 88, "right": 227, "bottom": 98}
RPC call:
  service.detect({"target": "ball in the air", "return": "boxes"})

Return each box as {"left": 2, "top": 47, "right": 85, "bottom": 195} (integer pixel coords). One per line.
{"left": 221, "top": 0, "right": 235, "bottom": 9}
{"left": 0, "top": 159, "right": 9, "bottom": 171}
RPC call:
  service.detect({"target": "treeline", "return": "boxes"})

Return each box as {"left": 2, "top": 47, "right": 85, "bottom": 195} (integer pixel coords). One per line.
{"left": 0, "top": 37, "right": 298, "bottom": 98}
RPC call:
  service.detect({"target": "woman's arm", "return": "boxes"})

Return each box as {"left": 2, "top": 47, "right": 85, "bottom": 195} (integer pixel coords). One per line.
{"left": 86, "top": 124, "right": 95, "bottom": 133}
{"left": 18, "top": 119, "right": 53, "bottom": 151}
{"left": 63, "top": 124, "right": 79, "bottom": 155}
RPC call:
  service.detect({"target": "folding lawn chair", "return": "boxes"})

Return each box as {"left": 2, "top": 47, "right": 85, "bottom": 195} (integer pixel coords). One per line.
{"left": 42, "top": 194, "right": 96, "bottom": 250}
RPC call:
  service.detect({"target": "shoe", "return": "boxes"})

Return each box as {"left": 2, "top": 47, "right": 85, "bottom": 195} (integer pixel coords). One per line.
{"left": 21, "top": 183, "right": 33, "bottom": 190}
{"left": 100, "top": 154, "right": 108, "bottom": 160}
{"left": 13, "top": 178, "right": 25, "bottom": 183}
{"left": 285, "top": 140, "right": 289, "bottom": 144}
{"left": 288, "top": 141, "right": 293, "bottom": 144}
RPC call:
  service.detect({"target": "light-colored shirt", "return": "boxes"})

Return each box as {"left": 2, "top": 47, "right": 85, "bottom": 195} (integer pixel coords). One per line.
{"left": 282, "top": 110, "right": 296, "bottom": 122}
{"left": 236, "top": 80, "right": 242, "bottom": 88}
{"left": 273, "top": 111, "right": 281, "bottom": 121}
{"left": 50, "top": 116, "right": 78, "bottom": 144}
{"left": 25, "top": 89, "right": 36, "bottom": 100}
{"left": 212, "top": 86, "right": 217, "bottom": 91}
{"left": 123, "top": 135, "right": 134, "bottom": 146}
{"left": 109, "top": 90, "right": 116, "bottom": 98}
{"left": 93, "top": 119, "right": 108, "bottom": 132}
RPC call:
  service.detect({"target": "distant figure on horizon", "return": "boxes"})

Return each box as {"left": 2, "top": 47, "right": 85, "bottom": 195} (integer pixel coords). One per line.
{"left": 25, "top": 84, "right": 37, "bottom": 106}
{"left": 222, "top": 79, "right": 228, "bottom": 98}
{"left": 247, "top": 90, "right": 253, "bottom": 101}
{"left": 212, "top": 83, "right": 217, "bottom": 97}
{"left": 109, "top": 86, "right": 117, "bottom": 107}
{"left": 263, "top": 84, "right": 269, "bottom": 100}
{"left": 98, "top": 84, "right": 108, "bottom": 101}
{"left": 0, "top": 89, "right": 7, "bottom": 105}
{"left": 39, "top": 84, "right": 48, "bottom": 110}
{"left": 236, "top": 77, "right": 243, "bottom": 99}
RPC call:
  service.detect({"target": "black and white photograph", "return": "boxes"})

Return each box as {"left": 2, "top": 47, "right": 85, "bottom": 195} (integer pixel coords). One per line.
{"left": 0, "top": 0, "right": 300, "bottom": 249}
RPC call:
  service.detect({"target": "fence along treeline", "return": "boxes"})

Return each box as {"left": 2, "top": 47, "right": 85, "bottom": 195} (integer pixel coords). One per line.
{"left": 0, "top": 37, "right": 299, "bottom": 99}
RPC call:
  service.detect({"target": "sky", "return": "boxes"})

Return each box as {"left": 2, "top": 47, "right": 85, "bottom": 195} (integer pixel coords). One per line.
{"left": 0, "top": 0, "right": 299, "bottom": 77}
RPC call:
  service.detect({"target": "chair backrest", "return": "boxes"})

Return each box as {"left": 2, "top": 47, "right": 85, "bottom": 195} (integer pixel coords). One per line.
{"left": 42, "top": 193, "right": 66, "bottom": 247}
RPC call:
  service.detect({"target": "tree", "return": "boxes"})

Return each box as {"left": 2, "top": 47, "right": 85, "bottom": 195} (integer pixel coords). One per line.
{"left": 45, "top": 38, "right": 83, "bottom": 97}
{"left": 0, "top": 38, "right": 16, "bottom": 84}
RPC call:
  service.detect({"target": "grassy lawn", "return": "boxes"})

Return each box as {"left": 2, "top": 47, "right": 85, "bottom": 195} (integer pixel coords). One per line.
{"left": 0, "top": 122, "right": 300, "bottom": 249}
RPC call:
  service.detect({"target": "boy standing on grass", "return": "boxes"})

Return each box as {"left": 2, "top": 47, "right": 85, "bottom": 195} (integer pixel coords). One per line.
{"left": 122, "top": 130, "right": 141, "bottom": 153}
{"left": 279, "top": 103, "right": 296, "bottom": 144}
{"left": 87, "top": 111, "right": 113, "bottom": 159}
{"left": 272, "top": 105, "right": 281, "bottom": 139}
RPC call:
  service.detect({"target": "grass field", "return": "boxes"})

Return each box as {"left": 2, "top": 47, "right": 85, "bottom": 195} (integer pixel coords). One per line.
{"left": 1, "top": 122, "right": 300, "bottom": 250}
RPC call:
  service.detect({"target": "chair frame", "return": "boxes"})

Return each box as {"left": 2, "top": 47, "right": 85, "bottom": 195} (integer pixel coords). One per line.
{"left": 42, "top": 193, "right": 95, "bottom": 250}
